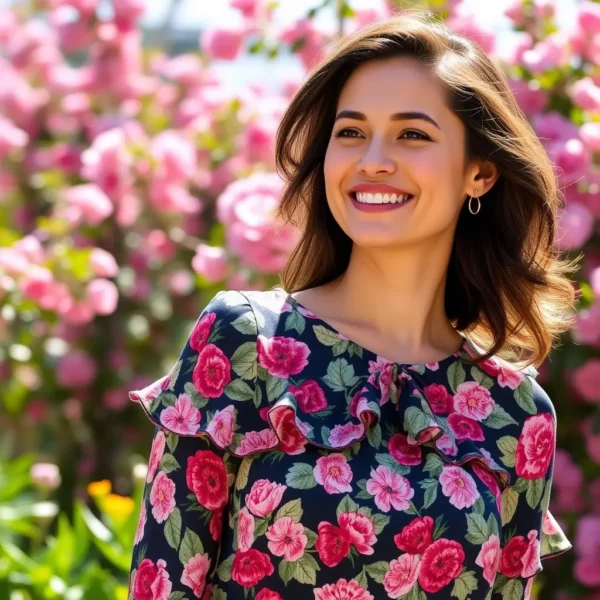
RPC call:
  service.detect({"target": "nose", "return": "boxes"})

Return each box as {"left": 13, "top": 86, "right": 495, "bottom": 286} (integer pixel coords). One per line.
{"left": 356, "top": 139, "right": 396, "bottom": 177}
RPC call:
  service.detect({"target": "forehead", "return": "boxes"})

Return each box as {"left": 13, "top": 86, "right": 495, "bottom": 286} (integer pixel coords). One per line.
{"left": 336, "top": 56, "right": 450, "bottom": 114}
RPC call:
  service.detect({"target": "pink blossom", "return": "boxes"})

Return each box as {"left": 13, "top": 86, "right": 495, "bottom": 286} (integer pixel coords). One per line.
{"left": 113, "top": 0, "right": 145, "bottom": 25}
{"left": 237, "top": 507, "right": 255, "bottom": 552}
{"left": 134, "top": 502, "right": 146, "bottom": 545}
{"left": 57, "top": 350, "right": 96, "bottom": 388}
{"left": 338, "top": 511, "right": 376, "bottom": 555}
{"left": 521, "top": 530, "right": 541, "bottom": 578}
{"left": 366, "top": 466, "right": 414, "bottom": 512}
{"left": 151, "top": 130, "right": 197, "bottom": 183}
{"left": 314, "top": 454, "right": 353, "bottom": 494}
{"left": 533, "top": 111, "right": 580, "bottom": 144}
{"left": 235, "top": 429, "right": 279, "bottom": 455}
{"left": 245, "top": 479, "right": 287, "bottom": 517}
{"left": 581, "top": 122, "right": 600, "bottom": 151}
{"left": 522, "top": 34, "right": 568, "bottom": 74}
{"left": 149, "top": 178, "right": 202, "bottom": 215}
{"left": 383, "top": 553, "right": 421, "bottom": 598}
{"left": 201, "top": 25, "right": 246, "bottom": 61}
{"left": 160, "top": 394, "right": 201, "bottom": 435}
{"left": 314, "top": 578, "right": 374, "bottom": 600}
{"left": 191, "top": 244, "right": 229, "bottom": 283}
{"left": 206, "top": 405, "right": 235, "bottom": 447}
{"left": 439, "top": 465, "right": 480, "bottom": 509}
{"left": 579, "top": 1, "right": 600, "bottom": 33}
{"left": 149, "top": 471, "right": 176, "bottom": 523}
{"left": 266, "top": 517, "right": 307, "bottom": 561}
{"left": 574, "top": 555, "right": 600, "bottom": 587}
{"left": 453, "top": 382, "right": 495, "bottom": 421}
{"left": 86, "top": 278, "right": 119, "bottom": 315}
{"left": 557, "top": 201, "right": 594, "bottom": 251}
{"left": 181, "top": 553, "right": 210, "bottom": 598}
{"left": 570, "top": 77, "right": 600, "bottom": 112}
{"left": 475, "top": 534, "right": 501, "bottom": 585}
{"left": 328, "top": 422, "right": 364, "bottom": 447}
{"left": 257, "top": 334, "right": 310, "bottom": 378}
{"left": 0, "top": 116, "right": 29, "bottom": 159}
{"left": 445, "top": 9, "right": 495, "bottom": 54}
{"left": 279, "top": 18, "right": 326, "bottom": 70}
{"left": 436, "top": 433, "right": 458, "bottom": 456}
{"left": 19, "top": 266, "right": 53, "bottom": 302}
{"left": 30, "top": 462, "right": 61, "bottom": 489}
{"left": 573, "top": 359, "right": 600, "bottom": 402}
{"left": 63, "top": 184, "right": 114, "bottom": 225}
{"left": 147, "top": 431, "right": 166, "bottom": 483}
{"left": 89, "top": 248, "right": 119, "bottom": 277}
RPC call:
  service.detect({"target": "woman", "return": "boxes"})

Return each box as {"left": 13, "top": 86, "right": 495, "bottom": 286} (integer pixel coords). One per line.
{"left": 128, "top": 11, "right": 575, "bottom": 600}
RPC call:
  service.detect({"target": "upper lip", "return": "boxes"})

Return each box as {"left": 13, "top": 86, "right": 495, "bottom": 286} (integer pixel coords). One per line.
{"left": 348, "top": 183, "right": 413, "bottom": 196}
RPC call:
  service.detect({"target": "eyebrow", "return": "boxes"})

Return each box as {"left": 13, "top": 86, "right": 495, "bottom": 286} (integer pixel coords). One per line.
{"left": 334, "top": 110, "right": 441, "bottom": 130}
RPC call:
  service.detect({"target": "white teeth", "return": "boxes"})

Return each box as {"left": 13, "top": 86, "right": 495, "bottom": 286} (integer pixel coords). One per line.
{"left": 354, "top": 192, "right": 411, "bottom": 204}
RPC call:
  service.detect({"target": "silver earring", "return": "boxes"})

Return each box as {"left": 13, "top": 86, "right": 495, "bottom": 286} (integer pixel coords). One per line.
{"left": 468, "top": 192, "right": 481, "bottom": 215}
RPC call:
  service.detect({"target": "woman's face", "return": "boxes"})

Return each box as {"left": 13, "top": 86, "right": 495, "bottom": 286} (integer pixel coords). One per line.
{"left": 324, "top": 56, "right": 476, "bottom": 249}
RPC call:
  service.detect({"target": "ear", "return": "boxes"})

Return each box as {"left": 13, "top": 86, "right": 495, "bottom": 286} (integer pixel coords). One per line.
{"left": 466, "top": 159, "right": 500, "bottom": 197}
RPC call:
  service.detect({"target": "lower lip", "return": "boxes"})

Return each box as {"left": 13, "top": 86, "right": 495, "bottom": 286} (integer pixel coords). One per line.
{"left": 350, "top": 194, "right": 415, "bottom": 212}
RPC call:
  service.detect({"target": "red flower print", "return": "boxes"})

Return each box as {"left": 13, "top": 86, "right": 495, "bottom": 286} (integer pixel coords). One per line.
{"left": 209, "top": 507, "right": 223, "bottom": 542}
{"left": 499, "top": 535, "right": 529, "bottom": 577}
{"left": 424, "top": 383, "right": 454, "bottom": 414}
{"left": 256, "top": 590, "right": 283, "bottom": 600}
{"left": 316, "top": 522, "right": 352, "bottom": 567}
{"left": 314, "top": 578, "right": 374, "bottom": 600}
{"left": 269, "top": 407, "right": 308, "bottom": 455}
{"left": 186, "top": 450, "right": 228, "bottom": 510}
{"left": 338, "top": 511, "right": 377, "bottom": 555}
{"left": 288, "top": 379, "right": 327, "bottom": 413}
{"left": 189, "top": 311, "right": 216, "bottom": 352}
{"left": 192, "top": 344, "right": 231, "bottom": 398}
{"left": 447, "top": 413, "right": 485, "bottom": 441}
{"left": 257, "top": 334, "right": 310, "bottom": 378}
{"left": 231, "top": 548, "right": 274, "bottom": 588}
{"left": 388, "top": 433, "right": 422, "bottom": 466}
{"left": 418, "top": 538, "right": 465, "bottom": 593}
{"left": 515, "top": 413, "right": 555, "bottom": 480}
{"left": 394, "top": 515, "right": 434, "bottom": 554}
{"left": 453, "top": 381, "right": 495, "bottom": 421}
{"left": 133, "top": 558, "right": 172, "bottom": 600}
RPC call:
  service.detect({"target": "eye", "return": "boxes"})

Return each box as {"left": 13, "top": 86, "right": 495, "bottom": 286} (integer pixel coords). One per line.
{"left": 333, "top": 128, "right": 431, "bottom": 141}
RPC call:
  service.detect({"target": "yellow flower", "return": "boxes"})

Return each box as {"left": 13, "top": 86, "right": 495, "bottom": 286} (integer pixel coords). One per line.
{"left": 87, "top": 479, "right": 112, "bottom": 497}
{"left": 103, "top": 493, "right": 135, "bottom": 518}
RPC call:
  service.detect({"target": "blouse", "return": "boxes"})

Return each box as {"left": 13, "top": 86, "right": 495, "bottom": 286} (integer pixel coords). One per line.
{"left": 127, "top": 287, "right": 571, "bottom": 600}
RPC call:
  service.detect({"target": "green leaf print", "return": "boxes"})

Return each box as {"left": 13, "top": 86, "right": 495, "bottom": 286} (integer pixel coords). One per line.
{"left": 304, "top": 527, "right": 317, "bottom": 548}
{"left": 179, "top": 528, "right": 204, "bottom": 565}
{"left": 355, "top": 569, "right": 368, "bottom": 589}
{"left": 488, "top": 513, "right": 500, "bottom": 536}
{"left": 168, "top": 592, "right": 187, "bottom": 600}
{"left": 496, "top": 436, "right": 518, "bottom": 468}
{"left": 424, "top": 452, "right": 444, "bottom": 478}
{"left": 447, "top": 361, "right": 466, "bottom": 392}
{"left": 183, "top": 382, "right": 208, "bottom": 409}
{"left": 276, "top": 499, "right": 303, "bottom": 523}
{"left": 166, "top": 432, "right": 179, "bottom": 454}
{"left": 224, "top": 379, "right": 255, "bottom": 401}
{"left": 278, "top": 559, "right": 296, "bottom": 585}
{"left": 231, "top": 311, "right": 258, "bottom": 335}
{"left": 210, "top": 588, "right": 227, "bottom": 600}
{"left": 526, "top": 477, "right": 545, "bottom": 509}
{"left": 285, "top": 310, "right": 305, "bottom": 334}
{"left": 451, "top": 569, "right": 478, "bottom": 600}
{"left": 364, "top": 561, "right": 389, "bottom": 583}
{"left": 499, "top": 578, "right": 524, "bottom": 600}
{"left": 501, "top": 487, "right": 519, "bottom": 526}
{"left": 266, "top": 375, "right": 288, "bottom": 402}
{"left": 371, "top": 513, "right": 390, "bottom": 535}
{"left": 217, "top": 553, "right": 234, "bottom": 583}
{"left": 514, "top": 376, "right": 537, "bottom": 414}
{"left": 404, "top": 407, "right": 433, "bottom": 439}
{"left": 253, "top": 517, "right": 269, "bottom": 537}
{"left": 472, "top": 497, "right": 485, "bottom": 515}
{"left": 164, "top": 508, "right": 182, "bottom": 550}
{"left": 295, "top": 553, "right": 320, "bottom": 585}
{"left": 321, "top": 426, "right": 331, "bottom": 444}
{"left": 420, "top": 478, "right": 438, "bottom": 510}
{"left": 332, "top": 340, "right": 349, "bottom": 356}
{"left": 465, "top": 512, "right": 489, "bottom": 545}
{"left": 470, "top": 367, "right": 494, "bottom": 390}
{"left": 286, "top": 463, "right": 317, "bottom": 489}
{"left": 483, "top": 405, "right": 518, "bottom": 429}
{"left": 313, "top": 324, "right": 340, "bottom": 346}
{"left": 404, "top": 584, "right": 427, "bottom": 600}
{"left": 375, "top": 453, "right": 409, "bottom": 475}
{"left": 167, "top": 360, "right": 182, "bottom": 391}
{"left": 336, "top": 495, "right": 360, "bottom": 517}
{"left": 159, "top": 453, "right": 180, "bottom": 474}
{"left": 236, "top": 457, "right": 253, "bottom": 491}
{"left": 322, "top": 358, "right": 359, "bottom": 391}
{"left": 367, "top": 423, "right": 382, "bottom": 448}
{"left": 230, "top": 341, "right": 257, "bottom": 380}
{"left": 161, "top": 392, "right": 178, "bottom": 407}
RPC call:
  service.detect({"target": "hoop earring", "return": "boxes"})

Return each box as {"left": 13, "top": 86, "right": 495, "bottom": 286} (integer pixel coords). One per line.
{"left": 468, "top": 192, "right": 481, "bottom": 215}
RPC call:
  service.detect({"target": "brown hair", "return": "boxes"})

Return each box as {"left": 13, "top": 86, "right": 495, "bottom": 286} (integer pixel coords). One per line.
{"left": 273, "top": 10, "right": 579, "bottom": 369}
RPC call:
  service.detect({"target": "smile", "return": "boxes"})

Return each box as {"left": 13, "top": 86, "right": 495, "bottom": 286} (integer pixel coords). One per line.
{"left": 349, "top": 191, "right": 415, "bottom": 212}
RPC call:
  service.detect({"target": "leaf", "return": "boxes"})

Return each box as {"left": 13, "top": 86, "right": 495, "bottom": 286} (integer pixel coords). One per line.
{"left": 304, "top": 527, "right": 318, "bottom": 548}
{"left": 424, "top": 452, "right": 444, "bottom": 478}
{"left": 276, "top": 499, "right": 303, "bottom": 523}
{"left": 169, "top": 592, "right": 187, "bottom": 600}
{"left": 420, "top": 478, "right": 438, "bottom": 510}
{"left": 164, "top": 508, "right": 182, "bottom": 550}
{"left": 483, "top": 405, "right": 518, "bottom": 429}
{"left": 159, "top": 453, "right": 180, "bottom": 474}
{"left": 295, "top": 553, "right": 320, "bottom": 584}
{"left": 404, "top": 407, "right": 433, "bottom": 439}
{"left": 253, "top": 517, "right": 269, "bottom": 537}
{"left": 487, "top": 513, "right": 499, "bottom": 536}
{"left": 404, "top": 587, "right": 427, "bottom": 600}
{"left": 451, "top": 569, "right": 478, "bottom": 600}
{"left": 179, "top": 528, "right": 203, "bottom": 565}
{"left": 366, "top": 423, "right": 382, "bottom": 448}
{"left": 224, "top": 379, "right": 255, "bottom": 402}
{"left": 162, "top": 392, "right": 178, "bottom": 407}
{"left": 336, "top": 495, "right": 359, "bottom": 518}
{"left": 526, "top": 477, "right": 545, "bottom": 509}
{"left": 447, "top": 361, "right": 466, "bottom": 392}
{"left": 183, "top": 382, "right": 208, "bottom": 409}
{"left": 540, "top": 478, "right": 552, "bottom": 513}
{"left": 364, "top": 561, "right": 390, "bottom": 584}
{"left": 230, "top": 342, "right": 257, "bottom": 380}
{"left": 313, "top": 324, "right": 342, "bottom": 346}
{"left": 472, "top": 497, "right": 485, "bottom": 515}
{"left": 285, "top": 309, "right": 305, "bottom": 334}
{"left": 278, "top": 559, "right": 296, "bottom": 585}
{"left": 322, "top": 358, "right": 358, "bottom": 391}
{"left": 216, "top": 553, "right": 234, "bottom": 582}
{"left": 372, "top": 513, "right": 390, "bottom": 535}
{"left": 501, "top": 487, "right": 519, "bottom": 526}
{"left": 375, "top": 453, "right": 409, "bottom": 475}
{"left": 514, "top": 377, "right": 536, "bottom": 414}
{"left": 465, "top": 512, "right": 489, "bottom": 545}
{"left": 286, "top": 463, "right": 317, "bottom": 489}
{"left": 166, "top": 433, "right": 179, "bottom": 454}
{"left": 231, "top": 311, "right": 258, "bottom": 336}
{"left": 500, "top": 578, "right": 523, "bottom": 600}
{"left": 497, "top": 436, "right": 518, "bottom": 468}
{"left": 355, "top": 569, "right": 368, "bottom": 589}
{"left": 167, "top": 360, "right": 182, "bottom": 391}
{"left": 266, "top": 376, "right": 288, "bottom": 403}
{"left": 471, "top": 367, "right": 494, "bottom": 389}
{"left": 236, "top": 457, "right": 253, "bottom": 491}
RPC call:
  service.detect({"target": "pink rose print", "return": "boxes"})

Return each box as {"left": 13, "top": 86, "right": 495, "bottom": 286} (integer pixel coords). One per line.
{"left": 475, "top": 534, "right": 501, "bottom": 585}
{"left": 314, "top": 577, "right": 374, "bottom": 600}
{"left": 424, "top": 383, "right": 454, "bottom": 414}
{"left": 257, "top": 334, "right": 310, "bottom": 378}
{"left": 133, "top": 558, "right": 172, "bottom": 600}
{"left": 134, "top": 502, "right": 147, "bottom": 545}
{"left": 338, "top": 511, "right": 377, "bottom": 555}
{"left": 269, "top": 407, "right": 308, "bottom": 455}
{"left": 231, "top": 548, "right": 274, "bottom": 588}
{"left": 192, "top": 344, "right": 231, "bottom": 398}
{"left": 237, "top": 507, "right": 255, "bottom": 552}
{"left": 314, "top": 453, "right": 353, "bottom": 494}
{"left": 288, "top": 379, "right": 327, "bottom": 413}
{"left": 418, "top": 539, "right": 465, "bottom": 593}
{"left": 329, "top": 422, "right": 365, "bottom": 447}
{"left": 481, "top": 358, "right": 525, "bottom": 389}
{"left": 368, "top": 357, "right": 394, "bottom": 404}
{"left": 366, "top": 466, "right": 414, "bottom": 512}
{"left": 160, "top": 393, "right": 201, "bottom": 435}
{"left": 521, "top": 530, "right": 542, "bottom": 578}
{"left": 189, "top": 311, "right": 216, "bottom": 352}
{"left": 388, "top": 433, "right": 422, "bottom": 466}
{"left": 453, "top": 381, "right": 495, "bottom": 421}
{"left": 394, "top": 516, "right": 434, "bottom": 554}
{"left": 186, "top": 450, "right": 228, "bottom": 510}
{"left": 383, "top": 553, "right": 421, "bottom": 598}
{"left": 436, "top": 433, "right": 458, "bottom": 456}
{"left": 316, "top": 522, "right": 352, "bottom": 567}
{"left": 149, "top": 471, "right": 176, "bottom": 523}
{"left": 515, "top": 412, "right": 555, "bottom": 480}
{"left": 181, "top": 553, "right": 210, "bottom": 598}
{"left": 205, "top": 405, "right": 235, "bottom": 447}
{"left": 256, "top": 590, "right": 283, "bottom": 600}
{"left": 439, "top": 465, "right": 480, "bottom": 509}
{"left": 542, "top": 510, "right": 561, "bottom": 535}
{"left": 500, "top": 535, "right": 529, "bottom": 577}
{"left": 246, "top": 479, "right": 287, "bottom": 517}
{"left": 235, "top": 429, "right": 279, "bottom": 455}
{"left": 349, "top": 386, "right": 369, "bottom": 418}
{"left": 147, "top": 431, "right": 166, "bottom": 483}
{"left": 447, "top": 413, "right": 485, "bottom": 441}
{"left": 265, "top": 516, "right": 307, "bottom": 561}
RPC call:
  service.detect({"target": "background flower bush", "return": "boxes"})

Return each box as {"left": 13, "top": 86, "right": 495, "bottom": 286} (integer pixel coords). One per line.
{"left": 0, "top": 0, "right": 599, "bottom": 597}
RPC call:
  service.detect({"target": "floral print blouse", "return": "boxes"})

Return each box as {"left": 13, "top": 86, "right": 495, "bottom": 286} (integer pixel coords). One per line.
{"left": 127, "top": 288, "right": 571, "bottom": 600}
